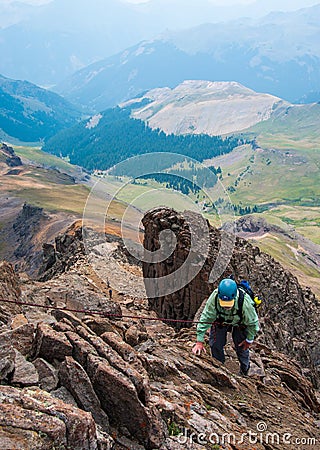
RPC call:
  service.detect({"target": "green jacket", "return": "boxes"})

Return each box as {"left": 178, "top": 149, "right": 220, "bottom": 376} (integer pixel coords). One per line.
{"left": 196, "top": 288, "right": 260, "bottom": 342}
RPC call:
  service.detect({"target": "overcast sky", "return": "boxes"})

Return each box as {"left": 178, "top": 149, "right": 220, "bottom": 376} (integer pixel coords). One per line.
{"left": 0, "top": 0, "right": 275, "bottom": 4}
{"left": 125, "top": 0, "right": 254, "bottom": 3}
{"left": 3, "top": 0, "right": 320, "bottom": 6}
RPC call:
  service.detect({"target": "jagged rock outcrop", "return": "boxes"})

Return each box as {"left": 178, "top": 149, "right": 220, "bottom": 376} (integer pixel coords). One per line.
{"left": 0, "top": 262, "right": 22, "bottom": 383}
{"left": 0, "top": 143, "right": 22, "bottom": 167}
{"left": 12, "top": 203, "right": 50, "bottom": 275}
{"left": 29, "top": 311, "right": 166, "bottom": 448}
{"left": 1, "top": 215, "right": 320, "bottom": 449}
{"left": 59, "top": 356, "right": 110, "bottom": 429}
{"left": 222, "top": 215, "right": 273, "bottom": 236}
{"left": 0, "top": 242, "right": 319, "bottom": 449}
{"left": 38, "top": 221, "right": 85, "bottom": 281}
{"left": 142, "top": 207, "right": 320, "bottom": 388}
{"left": 0, "top": 261, "right": 21, "bottom": 325}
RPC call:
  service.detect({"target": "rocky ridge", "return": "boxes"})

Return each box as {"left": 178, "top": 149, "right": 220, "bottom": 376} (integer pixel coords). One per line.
{"left": 0, "top": 143, "right": 22, "bottom": 167}
{"left": 0, "top": 214, "right": 319, "bottom": 449}
{"left": 142, "top": 208, "right": 320, "bottom": 388}
{"left": 12, "top": 203, "right": 51, "bottom": 275}
{"left": 0, "top": 198, "right": 78, "bottom": 278}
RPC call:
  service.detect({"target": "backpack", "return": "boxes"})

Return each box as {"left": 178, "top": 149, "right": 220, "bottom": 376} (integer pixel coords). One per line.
{"left": 215, "top": 280, "right": 261, "bottom": 324}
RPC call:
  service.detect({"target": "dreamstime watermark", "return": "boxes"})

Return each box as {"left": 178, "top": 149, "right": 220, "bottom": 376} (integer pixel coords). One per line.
{"left": 82, "top": 152, "right": 236, "bottom": 297}
{"left": 177, "top": 421, "right": 317, "bottom": 447}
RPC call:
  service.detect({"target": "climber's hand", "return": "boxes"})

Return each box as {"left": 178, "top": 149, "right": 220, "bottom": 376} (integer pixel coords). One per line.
{"left": 192, "top": 342, "right": 206, "bottom": 355}
{"left": 238, "top": 340, "right": 251, "bottom": 351}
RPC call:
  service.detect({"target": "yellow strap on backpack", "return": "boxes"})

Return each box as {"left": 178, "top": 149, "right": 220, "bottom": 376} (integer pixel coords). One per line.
{"left": 254, "top": 296, "right": 262, "bottom": 308}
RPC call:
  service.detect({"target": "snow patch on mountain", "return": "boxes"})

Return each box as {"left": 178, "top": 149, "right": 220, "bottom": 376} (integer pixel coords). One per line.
{"left": 86, "top": 114, "right": 102, "bottom": 129}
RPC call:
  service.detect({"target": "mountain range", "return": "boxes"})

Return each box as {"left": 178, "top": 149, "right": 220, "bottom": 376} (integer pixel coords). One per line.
{"left": 0, "top": 74, "right": 82, "bottom": 143}
{"left": 42, "top": 80, "right": 320, "bottom": 170}
{"left": 0, "top": 1, "right": 36, "bottom": 29}
{"left": 0, "top": 3, "right": 319, "bottom": 445}
{"left": 56, "top": 4, "right": 320, "bottom": 111}
{"left": 1, "top": 0, "right": 320, "bottom": 93}
{"left": 2, "top": 0, "right": 320, "bottom": 31}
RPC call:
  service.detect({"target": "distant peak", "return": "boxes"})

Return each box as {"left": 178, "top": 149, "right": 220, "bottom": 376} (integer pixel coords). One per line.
{"left": 125, "top": 80, "right": 285, "bottom": 136}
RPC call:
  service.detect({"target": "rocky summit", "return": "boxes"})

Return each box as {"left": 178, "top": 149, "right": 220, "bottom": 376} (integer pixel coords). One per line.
{"left": 0, "top": 210, "right": 319, "bottom": 449}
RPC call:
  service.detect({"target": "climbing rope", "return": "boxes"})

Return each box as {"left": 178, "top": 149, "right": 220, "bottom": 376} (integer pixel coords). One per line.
{"left": 0, "top": 298, "right": 213, "bottom": 325}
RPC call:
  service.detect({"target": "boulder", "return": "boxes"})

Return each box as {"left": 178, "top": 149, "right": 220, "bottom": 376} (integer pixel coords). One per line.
{"left": 32, "top": 322, "right": 73, "bottom": 362}
{"left": 87, "top": 353, "right": 164, "bottom": 448}
{"left": 65, "top": 330, "right": 99, "bottom": 369}
{"left": 125, "top": 323, "right": 148, "bottom": 347}
{"left": 0, "top": 385, "right": 98, "bottom": 450}
{"left": 0, "top": 323, "right": 35, "bottom": 356}
{"left": 11, "top": 350, "right": 39, "bottom": 386}
{"left": 59, "top": 356, "right": 109, "bottom": 430}
{"left": 33, "top": 358, "right": 58, "bottom": 391}
{"left": 83, "top": 316, "right": 118, "bottom": 336}
{"left": 77, "top": 327, "right": 150, "bottom": 404}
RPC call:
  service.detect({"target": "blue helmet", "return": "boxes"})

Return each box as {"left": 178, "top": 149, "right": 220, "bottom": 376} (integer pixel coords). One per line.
{"left": 218, "top": 278, "right": 237, "bottom": 307}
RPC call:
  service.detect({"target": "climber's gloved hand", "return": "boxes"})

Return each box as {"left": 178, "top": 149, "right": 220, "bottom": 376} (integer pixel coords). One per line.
{"left": 192, "top": 342, "right": 206, "bottom": 355}
{"left": 238, "top": 339, "right": 252, "bottom": 351}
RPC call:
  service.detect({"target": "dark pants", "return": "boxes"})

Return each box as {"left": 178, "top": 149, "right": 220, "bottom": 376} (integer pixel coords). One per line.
{"left": 209, "top": 323, "right": 250, "bottom": 374}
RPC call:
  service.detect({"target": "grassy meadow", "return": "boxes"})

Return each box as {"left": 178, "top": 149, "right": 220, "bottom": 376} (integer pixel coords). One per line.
{"left": 14, "top": 146, "right": 77, "bottom": 174}
{"left": 3, "top": 130, "right": 319, "bottom": 297}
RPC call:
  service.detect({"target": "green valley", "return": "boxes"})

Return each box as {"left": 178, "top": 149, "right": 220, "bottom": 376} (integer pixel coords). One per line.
{"left": 4, "top": 83, "right": 320, "bottom": 298}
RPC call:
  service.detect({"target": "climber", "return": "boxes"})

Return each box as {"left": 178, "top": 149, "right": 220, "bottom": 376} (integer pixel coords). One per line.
{"left": 192, "top": 278, "right": 259, "bottom": 376}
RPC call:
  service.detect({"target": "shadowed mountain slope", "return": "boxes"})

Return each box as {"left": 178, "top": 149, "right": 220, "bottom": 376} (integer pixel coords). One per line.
{"left": 0, "top": 74, "right": 82, "bottom": 143}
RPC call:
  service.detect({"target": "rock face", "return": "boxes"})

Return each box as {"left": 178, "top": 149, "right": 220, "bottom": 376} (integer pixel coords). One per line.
{"left": 31, "top": 311, "right": 165, "bottom": 448}
{"left": 38, "top": 221, "right": 85, "bottom": 281}
{"left": 0, "top": 262, "right": 22, "bottom": 384}
{"left": 0, "top": 261, "right": 21, "bottom": 325}
{"left": 12, "top": 203, "right": 50, "bottom": 275}
{"left": 142, "top": 207, "right": 320, "bottom": 388}
{"left": 0, "top": 216, "right": 319, "bottom": 449}
{"left": 222, "top": 215, "right": 273, "bottom": 236}
{"left": 0, "top": 143, "right": 22, "bottom": 167}
{"left": 1, "top": 303, "right": 319, "bottom": 450}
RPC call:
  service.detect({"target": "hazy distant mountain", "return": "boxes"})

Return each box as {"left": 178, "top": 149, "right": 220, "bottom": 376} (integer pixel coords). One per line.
{"left": 0, "top": 0, "right": 149, "bottom": 86}
{"left": 1, "top": 0, "right": 319, "bottom": 87}
{"left": 56, "top": 4, "right": 320, "bottom": 111}
{"left": 0, "top": 74, "right": 82, "bottom": 143}
{"left": 141, "top": 0, "right": 320, "bottom": 26}
{"left": 0, "top": 1, "right": 36, "bottom": 29}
